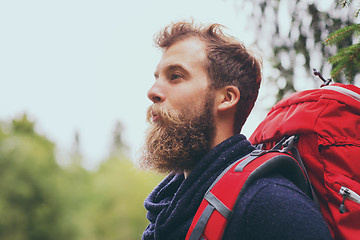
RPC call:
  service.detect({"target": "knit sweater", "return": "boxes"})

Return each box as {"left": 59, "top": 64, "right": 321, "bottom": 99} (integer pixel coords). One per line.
{"left": 142, "top": 134, "right": 332, "bottom": 240}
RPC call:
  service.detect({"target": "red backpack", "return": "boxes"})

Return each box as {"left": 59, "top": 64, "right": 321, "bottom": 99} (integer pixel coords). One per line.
{"left": 249, "top": 83, "right": 360, "bottom": 240}
{"left": 186, "top": 82, "right": 360, "bottom": 240}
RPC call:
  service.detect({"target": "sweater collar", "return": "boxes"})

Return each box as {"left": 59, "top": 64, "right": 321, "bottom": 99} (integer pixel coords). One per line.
{"left": 142, "top": 134, "right": 254, "bottom": 240}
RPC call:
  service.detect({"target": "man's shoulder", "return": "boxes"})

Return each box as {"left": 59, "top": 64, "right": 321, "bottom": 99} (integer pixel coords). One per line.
{"left": 243, "top": 174, "right": 309, "bottom": 202}
{"left": 236, "top": 175, "right": 314, "bottom": 219}
{"left": 223, "top": 175, "right": 333, "bottom": 240}
{"left": 241, "top": 175, "right": 313, "bottom": 211}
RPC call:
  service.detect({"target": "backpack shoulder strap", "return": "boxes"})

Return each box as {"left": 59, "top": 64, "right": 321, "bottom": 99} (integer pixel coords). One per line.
{"left": 185, "top": 150, "right": 311, "bottom": 240}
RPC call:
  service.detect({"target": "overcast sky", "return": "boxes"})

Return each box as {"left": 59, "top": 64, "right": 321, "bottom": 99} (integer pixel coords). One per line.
{"left": 0, "top": 0, "right": 294, "bottom": 169}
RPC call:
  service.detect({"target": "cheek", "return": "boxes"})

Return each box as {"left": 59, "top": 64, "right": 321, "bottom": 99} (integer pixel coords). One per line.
{"left": 175, "top": 86, "right": 208, "bottom": 105}
{"left": 179, "top": 92, "right": 212, "bottom": 117}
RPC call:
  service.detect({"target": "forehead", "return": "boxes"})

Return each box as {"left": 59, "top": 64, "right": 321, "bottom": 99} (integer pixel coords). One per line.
{"left": 156, "top": 37, "right": 207, "bottom": 73}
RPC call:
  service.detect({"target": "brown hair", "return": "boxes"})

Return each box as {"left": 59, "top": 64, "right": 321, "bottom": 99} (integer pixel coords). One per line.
{"left": 154, "top": 21, "right": 262, "bottom": 133}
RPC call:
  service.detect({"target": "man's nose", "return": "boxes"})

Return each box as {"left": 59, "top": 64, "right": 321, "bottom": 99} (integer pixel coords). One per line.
{"left": 147, "top": 81, "right": 166, "bottom": 103}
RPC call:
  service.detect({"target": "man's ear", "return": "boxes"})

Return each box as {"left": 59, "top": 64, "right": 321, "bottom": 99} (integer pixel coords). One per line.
{"left": 216, "top": 86, "right": 240, "bottom": 112}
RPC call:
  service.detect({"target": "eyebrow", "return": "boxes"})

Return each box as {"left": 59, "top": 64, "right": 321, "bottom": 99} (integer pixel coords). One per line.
{"left": 168, "top": 64, "right": 188, "bottom": 72}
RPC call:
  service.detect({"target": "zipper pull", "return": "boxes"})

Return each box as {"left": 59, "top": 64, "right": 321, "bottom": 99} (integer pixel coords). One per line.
{"left": 339, "top": 194, "right": 347, "bottom": 214}
{"left": 339, "top": 187, "right": 350, "bottom": 214}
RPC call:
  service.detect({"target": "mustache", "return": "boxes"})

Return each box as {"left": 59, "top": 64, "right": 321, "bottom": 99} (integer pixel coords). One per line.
{"left": 146, "top": 104, "right": 182, "bottom": 124}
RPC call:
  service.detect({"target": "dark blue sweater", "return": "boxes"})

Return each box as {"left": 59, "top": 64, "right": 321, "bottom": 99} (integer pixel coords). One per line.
{"left": 142, "top": 135, "right": 332, "bottom": 240}
{"left": 223, "top": 175, "right": 332, "bottom": 240}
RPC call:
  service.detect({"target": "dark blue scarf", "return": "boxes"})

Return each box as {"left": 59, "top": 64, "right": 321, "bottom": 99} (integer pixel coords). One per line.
{"left": 142, "top": 134, "right": 254, "bottom": 240}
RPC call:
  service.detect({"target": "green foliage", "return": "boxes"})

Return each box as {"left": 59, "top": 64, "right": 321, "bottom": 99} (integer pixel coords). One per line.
{"left": 0, "top": 115, "right": 163, "bottom": 240}
{"left": 236, "top": 0, "right": 358, "bottom": 101}
{"left": 340, "top": 0, "right": 353, "bottom": 7}
{"left": 325, "top": 24, "right": 360, "bottom": 46}
{"left": 0, "top": 114, "right": 74, "bottom": 240}
{"left": 324, "top": 2, "right": 360, "bottom": 83}
{"left": 327, "top": 42, "right": 360, "bottom": 81}
{"left": 11, "top": 114, "right": 35, "bottom": 134}
{"left": 81, "top": 157, "right": 163, "bottom": 240}
{"left": 339, "top": 0, "right": 360, "bottom": 16}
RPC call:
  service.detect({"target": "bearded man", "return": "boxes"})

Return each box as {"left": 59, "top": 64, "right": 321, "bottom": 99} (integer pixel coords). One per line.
{"left": 139, "top": 21, "right": 332, "bottom": 240}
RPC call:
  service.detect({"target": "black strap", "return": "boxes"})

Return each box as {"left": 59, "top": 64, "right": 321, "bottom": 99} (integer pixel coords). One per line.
{"left": 238, "top": 153, "right": 311, "bottom": 201}
{"left": 282, "top": 136, "right": 320, "bottom": 209}
{"left": 189, "top": 204, "right": 215, "bottom": 240}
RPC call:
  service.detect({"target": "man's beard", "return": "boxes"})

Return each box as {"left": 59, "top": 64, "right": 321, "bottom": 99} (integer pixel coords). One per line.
{"left": 138, "top": 94, "right": 215, "bottom": 174}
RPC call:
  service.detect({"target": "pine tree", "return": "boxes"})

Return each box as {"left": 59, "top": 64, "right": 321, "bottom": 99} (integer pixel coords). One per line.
{"left": 232, "top": 0, "right": 357, "bottom": 102}
{"left": 324, "top": 0, "right": 360, "bottom": 83}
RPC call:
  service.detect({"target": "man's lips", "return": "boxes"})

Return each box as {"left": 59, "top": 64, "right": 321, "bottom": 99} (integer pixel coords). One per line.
{"left": 152, "top": 113, "right": 160, "bottom": 122}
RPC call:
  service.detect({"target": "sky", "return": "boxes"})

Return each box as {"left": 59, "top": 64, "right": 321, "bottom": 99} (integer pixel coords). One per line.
{"left": 0, "top": 0, "right": 296, "bottom": 169}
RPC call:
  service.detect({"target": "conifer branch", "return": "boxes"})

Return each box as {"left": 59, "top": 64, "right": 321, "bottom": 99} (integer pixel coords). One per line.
{"left": 324, "top": 24, "right": 360, "bottom": 46}
{"left": 324, "top": 1, "right": 360, "bottom": 83}
{"left": 328, "top": 43, "right": 360, "bottom": 81}
{"left": 339, "top": 0, "right": 352, "bottom": 8}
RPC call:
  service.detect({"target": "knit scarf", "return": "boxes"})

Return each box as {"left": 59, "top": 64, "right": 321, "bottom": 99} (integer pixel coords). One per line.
{"left": 142, "top": 134, "right": 254, "bottom": 240}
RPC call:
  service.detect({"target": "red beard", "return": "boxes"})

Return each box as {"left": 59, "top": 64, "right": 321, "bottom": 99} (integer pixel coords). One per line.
{"left": 138, "top": 95, "right": 215, "bottom": 174}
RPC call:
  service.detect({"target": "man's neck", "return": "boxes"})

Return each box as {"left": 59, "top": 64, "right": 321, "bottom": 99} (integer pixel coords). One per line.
{"left": 183, "top": 132, "right": 236, "bottom": 179}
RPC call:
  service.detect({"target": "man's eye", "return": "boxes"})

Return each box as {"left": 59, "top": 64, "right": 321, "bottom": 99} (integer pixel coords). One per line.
{"left": 170, "top": 73, "right": 183, "bottom": 80}
{"left": 154, "top": 73, "right": 159, "bottom": 80}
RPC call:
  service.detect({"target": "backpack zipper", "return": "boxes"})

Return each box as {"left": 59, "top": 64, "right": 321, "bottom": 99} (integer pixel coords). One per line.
{"left": 339, "top": 186, "right": 360, "bottom": 214}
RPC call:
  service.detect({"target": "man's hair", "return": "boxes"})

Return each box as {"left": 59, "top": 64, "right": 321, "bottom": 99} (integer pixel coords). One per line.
{"left": 154, "top": 21, "right": 262, "bottom": 133}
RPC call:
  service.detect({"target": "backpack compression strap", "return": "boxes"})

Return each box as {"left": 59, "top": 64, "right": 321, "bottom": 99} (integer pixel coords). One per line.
{"left": 185, "top": 150, "right": 311, "bottom": 240}
{"left": 322, "top": 85, "right": 360, "bottom": 101}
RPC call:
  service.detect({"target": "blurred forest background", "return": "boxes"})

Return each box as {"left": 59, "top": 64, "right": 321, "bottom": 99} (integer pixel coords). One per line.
{"left": 1, "top": 0, "right": 358, "bottom": 239}
{"left": 0, "top": 114, "right": 163, "bottom": 240}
